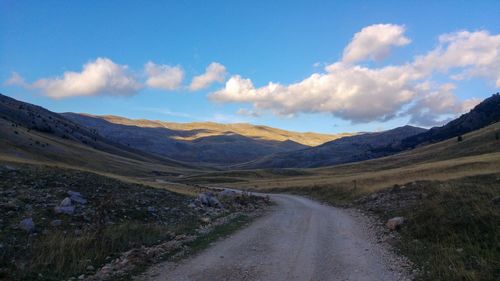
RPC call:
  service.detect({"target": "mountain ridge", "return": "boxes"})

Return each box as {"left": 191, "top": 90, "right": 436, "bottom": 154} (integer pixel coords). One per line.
{"left": 62, "top": 113, "right": 352, "bottom": 165}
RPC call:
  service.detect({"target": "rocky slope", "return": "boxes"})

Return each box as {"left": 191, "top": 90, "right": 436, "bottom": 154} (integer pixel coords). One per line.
{"left": 0, "top": 164, "right": 269, "bottom": 281}
{"left": 0, "top": 93, "right": 195, "bottom": 176}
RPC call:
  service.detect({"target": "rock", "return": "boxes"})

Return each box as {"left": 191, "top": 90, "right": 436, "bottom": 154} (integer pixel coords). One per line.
{"left": 188, "top": 203, "right": 196, "bottom": 208}
{"left": 60, "top": 197, "right": 72, "bottom": 207}
{"left": 54, "top": 205, "right": 75, "bottom": 215}
{"left": 78, "top": 274, "right": 85, "bottom": 280}
{"left": 147, "top": 206, "right": 156, "bottom": 212}
{"left": 68, "top": 191, "right": 87, "bottom": 204}
{"left": 386, "top": 217, "right": 405, "bottom": 230}
{"left": 197, "top": 192, "right": 222, "bottom": 207}
{"left": 219, "top": 189, "right": 237, "bottom": 199}
{"left": 208, "top": 196, "right": 221, "bottom": 208}
{"left": 4, "top": 165, "right": 18, "bottom": 171}
{"left": 200, "top": 217, "right": 211, "bottom": 223}
{"left": 19, "top": 218, "right": 35, "bottom": 233}
{"left": 50, "top": 219, "right": 62, "bottom": 227}
{"left": 198, "top": 192, "right": 211, "bottom": 205}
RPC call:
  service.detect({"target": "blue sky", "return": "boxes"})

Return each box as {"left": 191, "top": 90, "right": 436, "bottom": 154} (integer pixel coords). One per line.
{"left": 1, "top": 0, "right": 499, "bottom": 134}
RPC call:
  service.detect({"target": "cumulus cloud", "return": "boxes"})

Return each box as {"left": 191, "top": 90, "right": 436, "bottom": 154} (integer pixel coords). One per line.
{"left": 212, "top": 65, "right": 416, "bottom": 122}
{"left": 144, "top": 62, "right": 184, "bottom": 90}
{"left": 342, "top": 24, "right": 411, "bottom": 63}
{"left": 210, "top": 24, "right": 499, "bottom": 126}
{"left": 189, "top": 62, "right": 227, "bottom": 91}
{"left": 14, "top": 58, "right": 142, "bottom": 99}
{"left": 405, "top": 83, "right": 480, "bottom": 126}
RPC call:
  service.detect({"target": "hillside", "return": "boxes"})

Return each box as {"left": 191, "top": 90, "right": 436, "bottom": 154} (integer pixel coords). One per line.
{"left": 237, "top": 125, "right": 426, "bottom": 169}
{"left": 189, "top": 121, "right": 500, "bottom": 192}
{"left": 0, "top": 93, "right": 197, "bottom": 179}
{"left": 401, "top": 93, "right": 500, "bottom": 148}
{"left": 63, "top": 113, "right": 351, "bottom": 165}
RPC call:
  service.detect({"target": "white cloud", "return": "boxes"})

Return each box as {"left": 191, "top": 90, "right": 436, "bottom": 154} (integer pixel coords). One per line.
{"left": 342, "top": 24, "right": 411, "bottom": 63}
{"left": 211, "top": 64, "right": 416, "bottom": 123}
{"left": 405, "top": 83, "right": 480, "bottom": 126}
{"left": 189, "top": 62, "right": 227, "bottom": 91}
{"left": 237, "top": 108, "right": 260, "bottom": 117}
{"left": 4, "top": 72, "right": 29, "bottom": 88}
{"left": 210, "top": 25, "right": 500, "bottom": 126}
{"left": 144, "top": 62, "right": 184, "bottom": 90}
{"left": 27, "top": 58, "right": 142, "bottom": 99}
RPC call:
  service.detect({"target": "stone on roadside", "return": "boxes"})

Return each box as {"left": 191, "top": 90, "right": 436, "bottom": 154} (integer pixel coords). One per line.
{"left": 386, "top": 217, "right": 405, "bottom": 230}
{"left": 19, "top": 218, "right": 35, "bottom": 233}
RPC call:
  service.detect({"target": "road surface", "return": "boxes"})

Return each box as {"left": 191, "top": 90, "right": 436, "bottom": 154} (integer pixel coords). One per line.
{"left": 138, "top": 194, "right": 410, "bottom": 281}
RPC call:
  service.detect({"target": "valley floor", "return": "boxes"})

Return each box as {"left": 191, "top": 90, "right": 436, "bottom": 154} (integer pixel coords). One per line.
{"left": 137, "top": 194, "right": 412, "bottom": 281}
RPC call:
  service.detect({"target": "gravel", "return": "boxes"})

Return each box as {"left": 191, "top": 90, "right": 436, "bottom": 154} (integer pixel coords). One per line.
{"left": 139, "top": 194, "right": 413, "bottom": 281}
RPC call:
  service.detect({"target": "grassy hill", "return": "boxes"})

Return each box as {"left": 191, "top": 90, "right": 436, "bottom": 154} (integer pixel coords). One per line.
{"left": 180, "top": 121, "right": 500, "bottom": 194}
{"left": 63, "top": 113, "right": 351, "bottom": 165}
{"left": 0, "top": 93, "right": 206, "bottom": 195}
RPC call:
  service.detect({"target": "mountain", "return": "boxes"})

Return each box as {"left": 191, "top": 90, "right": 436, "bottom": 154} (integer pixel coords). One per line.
{"left": 0, "top": 93, "right": 196, "bottom": 177}
{"left": 400, "top": 93, "right": 500, "bottom": 148}
{"left": 62, "top": 113, "right": 350, "bottom": 165}
{"left": 237, "top": 93, "right": 500, "bottom": 170}
{"left": 236, "top": 125, "right": 426, "bottom": 169}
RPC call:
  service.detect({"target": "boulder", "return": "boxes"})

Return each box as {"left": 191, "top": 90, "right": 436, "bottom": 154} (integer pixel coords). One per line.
{"left": 198, "top": 192, "right": 222, "bottom": 208}
{"left": 208, "top": 196, "right": 221, "bottom": 207}
{"left": 219, "top": 189, "right": 237, "bottom": 199}
{"left": 386, "top": 217, "right": 405, "bottom": 230}
{"left": 55, "top": 205, "right": 75, "bottom": 215}
{"left": 198, "top": 192, "right": 211, "bottom": 205}
{"left": 68, "top": 191, "right": 87, "bottom": 204}
{"left": 60, "top": 197, "right": 72, "bottom": 207}
{"left": 19, "top": 218, "right": 35, "bottom": 233}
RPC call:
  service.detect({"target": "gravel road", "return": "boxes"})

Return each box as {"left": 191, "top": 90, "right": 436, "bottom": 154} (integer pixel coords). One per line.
{"left": 138, "top": 194, "right": 411, "bottom": 281}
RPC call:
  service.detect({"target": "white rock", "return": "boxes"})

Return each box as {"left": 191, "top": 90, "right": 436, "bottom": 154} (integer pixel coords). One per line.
{"left": 60, "top": 197, "right": 72, "bottom": 207}
{"left": 386, "top": 217, "right": 405, "bottom": 230}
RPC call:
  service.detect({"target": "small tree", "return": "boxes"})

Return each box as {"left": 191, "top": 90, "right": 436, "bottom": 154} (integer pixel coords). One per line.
{"left": 457, "top": 135, "right": 463, "bottom": 142}
{"left": 495, "top": 131, "right": 499, "bottom": 140}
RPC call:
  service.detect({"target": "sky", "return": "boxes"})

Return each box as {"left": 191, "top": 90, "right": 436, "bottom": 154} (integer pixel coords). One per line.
{"left": 1, "top": 0, "right": 499, "bottom": 134}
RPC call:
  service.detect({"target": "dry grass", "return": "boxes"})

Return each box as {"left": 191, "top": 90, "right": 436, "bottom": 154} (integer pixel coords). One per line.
{"left": 184, "top": 122, "right": 500, "bottom": 195}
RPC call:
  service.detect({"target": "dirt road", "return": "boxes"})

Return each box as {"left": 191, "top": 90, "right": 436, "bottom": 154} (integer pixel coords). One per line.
{"left": 139, "top": 194, "right": 411, "bottom": 281}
